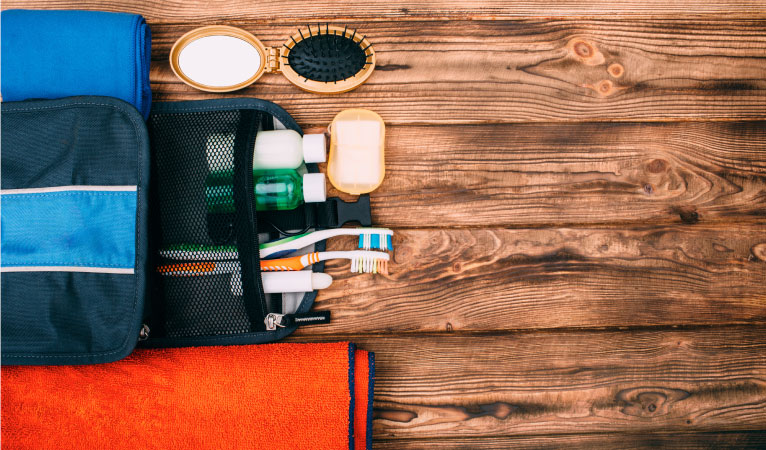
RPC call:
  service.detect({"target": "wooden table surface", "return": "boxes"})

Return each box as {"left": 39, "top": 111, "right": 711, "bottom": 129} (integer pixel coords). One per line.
{"left": 7, "top": 1, "right": 766, "bottom": 448}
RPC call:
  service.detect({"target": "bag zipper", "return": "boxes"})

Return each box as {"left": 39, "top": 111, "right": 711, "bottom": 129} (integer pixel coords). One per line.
{"left": 138, "top": 323, "right": 151, "bottom": 341}
{"left": 264, "top": 311, "right": 331, "bottom": 330}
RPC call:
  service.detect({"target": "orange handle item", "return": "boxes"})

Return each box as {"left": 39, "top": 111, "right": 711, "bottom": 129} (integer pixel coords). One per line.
{"left": 157, "top": 261, "right": 217, "bottom": 275}
{"left": 260, "top": 252, "right": 319, "bottom": 271}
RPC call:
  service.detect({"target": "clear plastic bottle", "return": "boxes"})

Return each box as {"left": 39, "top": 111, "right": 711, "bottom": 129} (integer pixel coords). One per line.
{"left": 253, "top": 130, "right": 326, "bottom": 169}
{"left": 206, "top": 168, "right": 326, "bottom": 212}
{"left": 205, "top": 129, "right": 325, "bottom": 172}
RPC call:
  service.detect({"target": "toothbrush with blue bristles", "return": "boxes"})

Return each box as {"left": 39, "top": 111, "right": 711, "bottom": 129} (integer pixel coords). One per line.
{"left": 260, "top": 227, "right": 393, "bottom": 258}
{"left": 159, "top": 227, "right": 393, "bottom": 261}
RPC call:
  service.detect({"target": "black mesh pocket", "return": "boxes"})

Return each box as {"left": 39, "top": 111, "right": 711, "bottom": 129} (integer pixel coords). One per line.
{"left": 162, "top": 273, "right": 250, "bottom": 337}
{"left": 148, "top": 109, "right": 267, "bottom": 338}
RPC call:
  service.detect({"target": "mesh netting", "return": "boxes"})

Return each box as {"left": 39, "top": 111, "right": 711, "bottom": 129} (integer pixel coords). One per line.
{"left": 148, "top": 109, "right": 264, "bottom": 338}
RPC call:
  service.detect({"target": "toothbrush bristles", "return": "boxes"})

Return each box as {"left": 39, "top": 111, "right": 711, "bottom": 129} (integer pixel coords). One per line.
{"left": 357, "top": 231, "right": 394, "bottom": 251}
{"left": 348, "top": 256, "right": 389, "bottom": 275}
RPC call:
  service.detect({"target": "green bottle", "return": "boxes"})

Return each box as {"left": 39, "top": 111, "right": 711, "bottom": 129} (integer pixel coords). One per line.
{"left": 206, "top": 168, "right": 326, "bottom": 213}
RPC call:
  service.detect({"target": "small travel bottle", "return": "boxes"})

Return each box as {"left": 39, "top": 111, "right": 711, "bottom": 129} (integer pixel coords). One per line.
{"left": 206, "top": 169, "right": 326, "bottom": 212}
{"left": 253, "top": 129, "right": 326, "bottom": 169}
{"left": 253, "top": 169, "right": 326, "bottom": 211}
{"left": 205, "top": 129, "right": 325, "bottom": 171}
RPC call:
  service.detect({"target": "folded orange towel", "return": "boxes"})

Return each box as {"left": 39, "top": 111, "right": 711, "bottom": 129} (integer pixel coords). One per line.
{"left": 2, "top": 342, "right": 374, "bottom": 450}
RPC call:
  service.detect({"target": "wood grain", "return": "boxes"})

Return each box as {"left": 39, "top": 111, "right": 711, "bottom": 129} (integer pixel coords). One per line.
{"left": 374, "top": 432, "right": 766, "bottom": 449}
{"left": 5, "top": 1, "right": 766, "bottom": 22}
{"left": 292, "top": 329, "right": 766, "bottom": 438}
{"left": 142, "top": 21, "right": 766, "bottom": 124}
{"left": 298, "top": 225, "right": 766, "bottom": 334}
{"left": 349, "top": 121, "right": 766, "bottom": 227}
{"left": 6, "top": 0, "right": 765, "bottom": 446}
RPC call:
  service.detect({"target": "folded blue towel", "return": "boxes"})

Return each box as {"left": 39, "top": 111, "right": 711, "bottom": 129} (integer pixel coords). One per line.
{"left": 1, "top": 10, "right": 151, "bottom": 118}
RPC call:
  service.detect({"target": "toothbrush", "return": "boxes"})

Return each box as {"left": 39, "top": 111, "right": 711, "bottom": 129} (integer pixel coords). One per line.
{"left": 260, "top": 251, "right": 389, "bottom": 274}
{"left": 159, "top": 227, "right": 393, "bottom": 261}
{"left": 157, "top": 250, "right": 390, "bottom": 275}
{"left": 157, "top": 261, "right": 236, "bottom": 276}
{"left": 260, "top": 227, "right": 393, "bottom": 258}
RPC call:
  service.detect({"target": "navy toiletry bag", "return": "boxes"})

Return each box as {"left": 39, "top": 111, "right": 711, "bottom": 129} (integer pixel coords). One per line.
{"left": 1, "top": 97, "right": 150, "bottom": 365}
{"left": 2, "top": 96, "right": 370, "bottom": 365}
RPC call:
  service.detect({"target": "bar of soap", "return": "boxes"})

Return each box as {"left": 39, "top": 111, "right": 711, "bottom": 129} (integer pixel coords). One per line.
{"left": 327, "top": 109, "right": 385, "bottom": 194}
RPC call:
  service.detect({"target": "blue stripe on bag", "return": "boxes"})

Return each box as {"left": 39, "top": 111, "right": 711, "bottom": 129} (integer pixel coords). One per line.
{"left": 1, "top": 187, "right": 137, "bottom": 272}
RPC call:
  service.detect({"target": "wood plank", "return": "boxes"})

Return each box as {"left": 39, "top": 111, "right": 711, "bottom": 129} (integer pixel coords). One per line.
{"left": 297, "top": 225, "right": 766, "bottom": 335}
{"left": 357, "top": 122, "right": 766, "bottom": 227}
{"left": 374, "top": 432, "right": 766, "bottom": 450}
{"left": 5, "top": 1, "right": 766, "bottom": 22}
{"left": 288, "top": 329, "right": 766, "bottom": 438}
{"left": 143, "top": 20, "right": 766, "bottom": 124}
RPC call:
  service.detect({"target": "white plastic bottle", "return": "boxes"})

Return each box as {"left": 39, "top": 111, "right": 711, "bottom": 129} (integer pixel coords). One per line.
{"left": 230, "top": 270, "right": 333, "bottom": 294}
{"left": 253, "top": 129, "right": 326, "bottom": 169}
{"left": 261, "top": 271, "right": 333, "bottom": 293}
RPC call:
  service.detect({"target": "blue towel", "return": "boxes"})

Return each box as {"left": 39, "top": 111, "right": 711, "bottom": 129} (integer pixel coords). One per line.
{"left": 1, "top": 10, "right": 151, "bottom": 118}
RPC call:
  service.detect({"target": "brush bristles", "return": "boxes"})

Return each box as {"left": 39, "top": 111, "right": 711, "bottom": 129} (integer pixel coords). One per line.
{"left": 350, "top": 256, "right": 389, "bottom": 274}
{"left": 358, "top": 233, "right": 393, "bottom": 251}
{"left": 285, "top": 23, "right": 372, "bottom": 83}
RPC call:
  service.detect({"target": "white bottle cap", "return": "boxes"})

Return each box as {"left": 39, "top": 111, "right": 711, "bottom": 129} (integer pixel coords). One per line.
{"left": 302, "top": 133, "right": 327, "bottom": 164}
{"left": 302, "top": 173, "right": 327, "bottom": 203}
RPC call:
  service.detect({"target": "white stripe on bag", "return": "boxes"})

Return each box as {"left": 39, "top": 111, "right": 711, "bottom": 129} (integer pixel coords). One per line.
{"left": 0, "top": 185, "right": 137, "bottom": 195}
{"left": 0, "top": 266, "right": 134, "bottom": 274}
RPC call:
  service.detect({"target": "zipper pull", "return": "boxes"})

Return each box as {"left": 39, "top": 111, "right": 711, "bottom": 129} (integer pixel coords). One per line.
{"left": 138, "top": 324, "right": 150, "bottom": 341}
{"left": 264, "top": 311, "right": 331, "bottom": 331}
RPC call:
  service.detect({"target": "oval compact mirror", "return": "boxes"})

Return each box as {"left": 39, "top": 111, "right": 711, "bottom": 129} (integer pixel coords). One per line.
{"left": 170, "top": 26, "right": 267, "bottom": 92}
{"left": 170, "top": 24, "right": 375, "bottom": 94}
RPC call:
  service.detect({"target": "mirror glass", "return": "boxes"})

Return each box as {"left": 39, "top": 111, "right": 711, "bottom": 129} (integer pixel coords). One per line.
{"left": 178, "top": 35, "right": 262, "bottom": 87}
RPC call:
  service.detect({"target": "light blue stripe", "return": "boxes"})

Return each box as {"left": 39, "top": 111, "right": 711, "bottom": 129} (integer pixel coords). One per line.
{"left": 1, "top": 190, "right": 136, "bottom": 269}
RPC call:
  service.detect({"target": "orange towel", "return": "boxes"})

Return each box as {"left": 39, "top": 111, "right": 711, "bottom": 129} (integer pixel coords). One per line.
{"left": 2, "top": 342, "right": 374, "bottom": 450}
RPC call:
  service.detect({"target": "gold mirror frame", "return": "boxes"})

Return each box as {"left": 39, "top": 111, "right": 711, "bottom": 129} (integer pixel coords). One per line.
{"left": 169, "top": 25, "right": 268, "bottom": 93}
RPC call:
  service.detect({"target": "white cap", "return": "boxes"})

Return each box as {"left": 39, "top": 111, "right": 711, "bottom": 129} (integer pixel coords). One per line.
{"left": 310, "top": 272, "right": 333, "bottom": 290}
{"left": 302, "top": 173, "right": 326, "bottom": 203}
{"left": 302, "top": 133, "right": 327, "bottom": 164}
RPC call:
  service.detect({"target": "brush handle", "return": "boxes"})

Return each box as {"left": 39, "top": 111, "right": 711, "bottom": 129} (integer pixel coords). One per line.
{"left": 260, "top": 253, "right": 317, "bottom": 271}
{"left": 157, "top": 261, "right": 237, "bottom": 275}
{"left": 260, "top": 227, "right": 392, "bottom": 258}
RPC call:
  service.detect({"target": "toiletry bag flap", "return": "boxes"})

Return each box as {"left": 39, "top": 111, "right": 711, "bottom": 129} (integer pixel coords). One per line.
{"left": 1, "top": 96, "right": 150, "bottom": 365}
